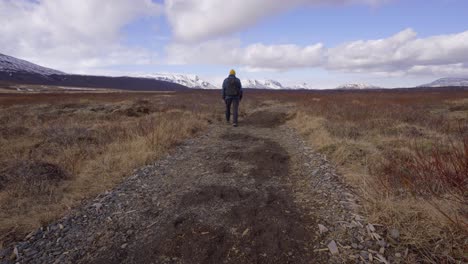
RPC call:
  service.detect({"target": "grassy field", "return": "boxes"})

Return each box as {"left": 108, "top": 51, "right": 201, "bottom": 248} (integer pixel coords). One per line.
{"left": 284, "top": 90, "right": 468, "bottom": 262}
{"left": 0, "top": 91, "right": 228, "bottom": 245}
{"left": 0, "top": 89, "right": 466, "bottom": 262}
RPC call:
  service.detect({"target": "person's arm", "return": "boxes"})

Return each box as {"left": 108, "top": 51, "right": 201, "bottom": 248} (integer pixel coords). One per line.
{"left": 238, "top": 79, "right": 243, "bottom": 100}
{"left": 222, "top": 79, "right": 226, "bottom": 100}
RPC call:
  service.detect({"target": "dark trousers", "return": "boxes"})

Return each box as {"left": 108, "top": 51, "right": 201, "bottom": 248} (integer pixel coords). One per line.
{"left": 225, "top": 98, "right": 240, "bottom": 124}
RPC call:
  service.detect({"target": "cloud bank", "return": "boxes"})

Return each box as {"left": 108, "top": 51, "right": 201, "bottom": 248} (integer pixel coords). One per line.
{"left": 165, "top": 0, "right": 386, "bottom": 42}
{"left": 327, "top": 29, "right": 468, "bottom": 74}
{"left": 0, "top": 0, "right": 162, "bottom": 72}
{"left": 0, "top": 0, "right": 466, "bottom": 79}
{"left": 167, "top": 40, "right": 325, "bottom": 70}
{"left": 167, "top": 29, "right": 468, "bottom": 77}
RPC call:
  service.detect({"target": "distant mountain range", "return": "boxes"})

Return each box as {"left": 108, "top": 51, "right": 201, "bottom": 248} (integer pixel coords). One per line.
{"left": 335, "top": 83, "right": 381, "bottom": 90}
{"left": 242, "top": 80, "right": 316, "bottom": 89}
{"left": 0, "top": 53, "right": 64, "bottom": 76}
{"left": 243, "top": 79, "right": 284, "bottom": 89}
{"left": 1, "top": 53, "right": 467, "bottom": 91}
{"left": 290, "top": 83, "right": 314, "bottom": 89}
{"left": 134, "top": 75, "right": 289, "bottom": 90}
{"left": 0, "top": 53, "right": 188, "bottom": 91}
{"left": 419, "top": 77, "right": 468, "bottom": 87}
{"left": 138, "top": 73, "right": 217, "bottom": 89}
{"left": 133, "top": 75, "right": 292, "bottom": 90}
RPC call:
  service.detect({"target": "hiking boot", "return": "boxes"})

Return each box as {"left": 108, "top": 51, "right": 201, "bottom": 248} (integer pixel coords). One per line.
{"left": 233, "top": 123, "right": 238, "bottom": 127}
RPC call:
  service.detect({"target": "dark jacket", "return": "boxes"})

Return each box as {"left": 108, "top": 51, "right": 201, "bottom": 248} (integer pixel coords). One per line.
{"left": 222, "top": 74, "right": 243, "bottom": 100}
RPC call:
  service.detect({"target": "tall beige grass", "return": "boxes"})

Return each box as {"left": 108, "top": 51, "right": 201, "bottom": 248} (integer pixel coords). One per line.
{"left": 286, "top": 90, "right": 468, "bottom": 263}
{"left": 0, "top": 91, "right": 222, "bottom": 245}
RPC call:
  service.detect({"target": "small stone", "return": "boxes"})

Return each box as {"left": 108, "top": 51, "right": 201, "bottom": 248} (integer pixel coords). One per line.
{"left": 24, "top": 249, "right": 38, "bottom": 257}
{"left": 379, "top": 247, "right": 385, "bottom": 254}
{"left": 377, "top": 239, "right": 386, "bottom": 247}
{"left": 121, "top": 243, "right": 128, "bottom": 249}
{"left": 363, "top": 240, "right": 373, "bottom": 248}
{"left": 318, "top": 224, "right": 329, "bottom": 234}
{"left": 351, "top": 220, "right": 363, "bottom": 228}
{"left": 351, "top": 243, "right": 358, "bottom": 249}
{"left": 327, "top": 240, "right": 339, "bottom": 255}
{"left": 25, "top": 231, "right": 35, "bottom": 240}
{"left": 376, "top": 254, "right": 389, "bottom": 264}
{"left": 59, "top": 224, "right": 64, "bottom": 230}
{"left": 360, "top": 251, "right": 368, "bottom": 260}
{"left": 389, "top": 228, "right": 400, "bottom": 240}
{"left": 53, "top": 255, "right": 65, "bottom": 264}
{"left": 242, "top": 228, "right": 250, "bottom": 237}
{"left": 395, "top": 253, "right": 402, "bottom": 258}
{"left": 10, "top": 247, "right": 18, "bottom": 260}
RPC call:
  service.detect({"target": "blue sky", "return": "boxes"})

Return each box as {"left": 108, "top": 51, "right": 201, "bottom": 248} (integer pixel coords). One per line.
{"left": 1, "top": 0, "right": 468, "bottom": 88}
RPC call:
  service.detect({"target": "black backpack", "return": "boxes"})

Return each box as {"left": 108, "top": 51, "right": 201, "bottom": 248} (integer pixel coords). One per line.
{"left": 225, "top": 78, "right": 240, "bottom": 96}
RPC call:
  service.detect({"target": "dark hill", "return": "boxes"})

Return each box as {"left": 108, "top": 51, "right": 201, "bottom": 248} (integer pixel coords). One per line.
{"left": 0, "top": 53, "right": 189, "bottom": 91}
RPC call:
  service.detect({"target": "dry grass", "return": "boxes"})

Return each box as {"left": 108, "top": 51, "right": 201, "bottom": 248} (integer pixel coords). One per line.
{"left": 1, "top": 88, "right": 466, "bottom": 262}
{"left": 0, "top": 91, "right": 224, "bottom": 245}
{"left": 285, "top": 90, "right": 468, "bottom": 263}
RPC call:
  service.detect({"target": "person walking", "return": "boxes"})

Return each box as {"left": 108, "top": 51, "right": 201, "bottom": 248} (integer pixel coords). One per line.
{"left": 222, "top": 69, "right": 243, "bottom": 127}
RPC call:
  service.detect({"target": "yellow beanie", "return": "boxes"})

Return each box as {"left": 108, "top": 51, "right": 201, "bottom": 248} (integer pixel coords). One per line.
{"left": 229, "top": 69, "right": 236, "bottom": 75}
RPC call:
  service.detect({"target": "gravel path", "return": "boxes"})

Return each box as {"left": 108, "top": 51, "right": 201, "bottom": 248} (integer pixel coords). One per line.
{"left": 1, "top": 105, "right": 401, "bottom": 264}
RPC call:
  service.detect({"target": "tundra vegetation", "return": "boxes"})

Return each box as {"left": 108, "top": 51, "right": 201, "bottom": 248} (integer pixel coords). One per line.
{"left": 286, "top": 90, "right": 468, "bottom": 262}
{"left": 0, "top": 88, "right": 466, "bottom": 263}
{"left": 0, "top": 91, "right": 224, "bottom": 244}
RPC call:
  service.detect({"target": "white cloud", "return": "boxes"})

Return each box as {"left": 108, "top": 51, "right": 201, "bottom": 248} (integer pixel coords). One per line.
{"left": 327, "top": 28, "right": 418, "bottom": 71}
{"left": 166, "top": 29, "right": 468, "bottom": 77}
{"left": 243, "top": 43, "right": 324, "bottom": 69}
{"left": 327, "top": 29, "right": 468, "bottom": 73}
{"left": 166, "top": 38, "right": 242, "bottom": 65}
{"left": 0, "top": 0, "right": 465, "bottom": 82}
{"left": 0, "top": 0, "right": 162, "bottom": 73}
{"left": 166, "top": 39, "right": 324, "bottom": 69}
{"left": 407, "top": 64, "right": 468, "bottom": 77}
{"left": 165, "top": 0, "right": 387, "bottom": 42}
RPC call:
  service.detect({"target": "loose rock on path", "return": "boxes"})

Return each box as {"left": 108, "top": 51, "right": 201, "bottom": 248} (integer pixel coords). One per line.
{"left": 1, "top": 104, "right": 401, "bottom": 264}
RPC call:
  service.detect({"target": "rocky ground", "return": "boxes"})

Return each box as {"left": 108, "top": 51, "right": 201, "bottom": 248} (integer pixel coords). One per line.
{"left": 1, "top": 104, "right": 404, "bottom": 264}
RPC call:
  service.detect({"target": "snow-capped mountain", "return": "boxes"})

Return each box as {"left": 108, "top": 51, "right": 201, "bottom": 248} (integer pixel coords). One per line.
{"left": 288, "top": 82, "right": 313, "bottom": 89}
{"left": 419, "top": 77, "right": 468, "bottom": 87}
{"left": 243, "top": 79, "right": 285, "bottom": 89}
{"left": 0, "top": 53, "right": 64, "bottom": 76}
{"left": 139, "top": 73, "right": 217, "bottom": 89}
{"left": 335, "top": 83, "right": 380, "bottom": 89}
{"left": 0, "top": 53, "right": 188, "bottom": 91}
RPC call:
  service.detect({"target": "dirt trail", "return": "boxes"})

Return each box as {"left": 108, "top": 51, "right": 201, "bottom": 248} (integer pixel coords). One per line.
{"left": 1, "top": 104, "right": 397, "bottom": 264}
